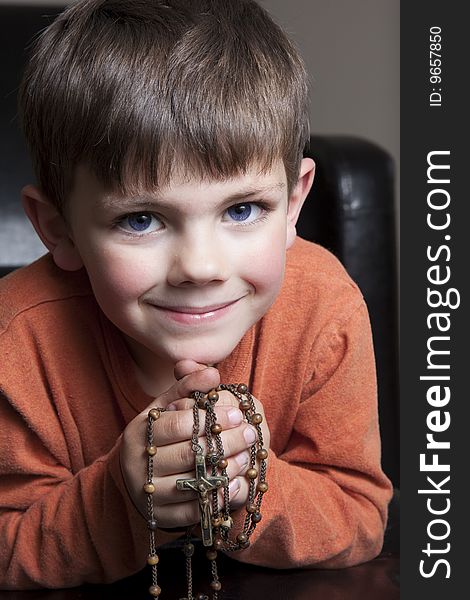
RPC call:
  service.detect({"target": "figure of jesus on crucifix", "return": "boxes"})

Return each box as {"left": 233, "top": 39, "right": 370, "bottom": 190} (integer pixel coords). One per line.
{"left": 176, "top": 453, "right": 229, "bottom": 546}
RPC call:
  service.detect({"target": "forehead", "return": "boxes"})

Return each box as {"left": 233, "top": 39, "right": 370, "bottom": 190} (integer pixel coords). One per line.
{"left": 70, "top": 161, "right": 288, "bottom": 211}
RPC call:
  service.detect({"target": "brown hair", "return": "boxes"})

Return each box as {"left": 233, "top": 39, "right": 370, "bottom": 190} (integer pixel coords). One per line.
{"left": 19, "top": 0, "right": 310, "bottom": 213}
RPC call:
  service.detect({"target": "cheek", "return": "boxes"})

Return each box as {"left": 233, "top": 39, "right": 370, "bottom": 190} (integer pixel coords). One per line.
{"left": 241, "top": 230, "right": 286, "bottom": 294}
{"left": 82, "top": 248, "right": 156, "bottom": 307}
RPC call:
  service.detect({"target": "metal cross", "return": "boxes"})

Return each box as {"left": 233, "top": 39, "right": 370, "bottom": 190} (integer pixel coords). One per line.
{"left": 176, "top": 453, "right": 229, "bottom": 546}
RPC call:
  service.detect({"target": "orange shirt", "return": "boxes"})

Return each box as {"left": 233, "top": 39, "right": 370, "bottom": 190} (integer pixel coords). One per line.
{"left": 0, "top": 237, "right": 392, "bottom": 589}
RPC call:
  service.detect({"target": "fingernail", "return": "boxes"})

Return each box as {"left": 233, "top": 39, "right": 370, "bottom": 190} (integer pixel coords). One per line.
{"left": 227, "top": 408, "right": 243, "bottom": 426}
{"left": 229, "top": 478, "right": 240, "bottom": 495}
{"left": 236, "top": 452, "right": 249, "bottom": 469}
{"left": 243, "top": 426, "right": 257, "bottom": 445}
{"left": 167, "top": 403, "right": 176, "bottom": 411}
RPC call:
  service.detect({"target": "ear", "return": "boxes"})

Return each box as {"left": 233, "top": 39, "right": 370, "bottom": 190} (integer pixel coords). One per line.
{"left": 21, "top": 185, "right": 84, "bottom": 271}
{"left": 286, "top": 158, "right": 315, "bottom": 249}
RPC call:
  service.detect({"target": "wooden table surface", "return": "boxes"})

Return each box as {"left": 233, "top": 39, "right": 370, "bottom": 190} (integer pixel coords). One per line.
{"left": 0, "top": 548, "right": 399, "bottom": 600}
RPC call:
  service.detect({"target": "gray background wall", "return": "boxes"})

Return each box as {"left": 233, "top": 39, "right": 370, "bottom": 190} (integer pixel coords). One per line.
{"left": 262, "top": 0, "right": 399, "bottom": 167}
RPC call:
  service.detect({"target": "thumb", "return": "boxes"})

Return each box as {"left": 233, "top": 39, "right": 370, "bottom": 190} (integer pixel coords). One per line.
{"left": 153, "top": 365, "right": 220, "bottom": 410}
{"left": 174, "top": 359, "right": 208, "bottom": 381}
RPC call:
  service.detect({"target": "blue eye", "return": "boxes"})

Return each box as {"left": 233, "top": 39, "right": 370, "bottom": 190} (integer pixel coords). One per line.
{"left": 225, "top": 203, "right": 263, "bottom": 224}
{"left": 128, "top": 214, "right": 152, "bottom": 231}
{"left": 117, "top": 213, "right": 163, "bottom": 234}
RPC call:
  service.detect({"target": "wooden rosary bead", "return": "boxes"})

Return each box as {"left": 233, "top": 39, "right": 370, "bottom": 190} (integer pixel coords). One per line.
{"left": 251, "top": 413, "right": 263, "bottom": 425}
{"left": 211, "top": 423, "right": 222, "bottom": 435}
{"left": 239, "top": 400, "right": 251, "bottom": 412}
{"left": 257, "top": 481, "right": 269, "bottom": 493}
{"left": 149, "top": 584, "right": 162, "bottom": 596}
{"left": 147, "top": 519, "right": 158, "bottom": 531}
{"left": 236, "top": 532, "right": 248, "bottom": 544}
{"left": 218, "top": 457, "right": 228, "bottom": 469}
{"left": 246, "top": 503, "right": 257, "bottom": 513}
{"left": 206, "top": 549, "right": 218, "bottom": 560}
{"left": 256, "top": 448, "right": 268, "bottom": 460}
{"left": 213, "top": 537, "right": 224, "bottom": 550}
{"left": 143, "top": 482, "right": 155, "bottom": 494}
{"left": 197, "top": 397, "right": 207, "bottom": 409}
{"left": 196, "top": 593, "right": 207, "bottom": 600}
{"left": 148, "top": 408, "right": 161, "bottom": 420}
{"left": 146, "top": 445, "right": 158, "bottom": 456}
{"left": 210, "top": 581, "right": 222, "bottom": 592}
{"left": 207, "top": 389, "right": 219, "bottom": 402}
{"left": 212, "top": 516, "right": 222, "bottom": 527}
{"left": 183, "top": 543, "right": 195, "bottom": 557}
{"left": 252, "top": 511, "right": 262, "bottom": 523}
{"left": 237, "top": 383, "right": 248, "bottom": 394}
{"left": 246, "top": 467, "right": 258, "bottom": 479}
{"left": 147, "top": 554, "right": 160, "bottom": 566}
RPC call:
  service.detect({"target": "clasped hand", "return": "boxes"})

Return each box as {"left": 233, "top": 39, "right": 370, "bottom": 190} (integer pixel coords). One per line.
{"left": 120, "top": 360, "right": 270, "bottom": 530}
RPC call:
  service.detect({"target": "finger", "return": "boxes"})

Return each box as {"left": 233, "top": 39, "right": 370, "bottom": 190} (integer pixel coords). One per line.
{"left": 167, "top": 389, "right": 240, "bottom": 412}
{"left": 154, "top": 476, "right": 249, "bottom": 529}
{"left": 229, "top": 450, "right": 251, "bottom": 478}
{"left": 226, "top": 475, "right": 250, "bottom": 510}
{"left": 152, "top": 403, "right": 244, "bottom": 449}
{"left": 153, "top": 469, "right": 253, "bottom": 529}
{"left": 153, "top": 450, "right": 249, "bottom": 506}
{"left": 148, "top": 366, "right": 221, "bottom": 410}
{"left": 153, "top": 419, "right": 256, "bottom": 475}
{"left": 154, "top": 425, "right": 252, "bottom": 475}
{"left": 174, "top": 360, "right": 208, "bottom": 381}
{"left": 155, "top": 498, "right": 200, "bottom": 529}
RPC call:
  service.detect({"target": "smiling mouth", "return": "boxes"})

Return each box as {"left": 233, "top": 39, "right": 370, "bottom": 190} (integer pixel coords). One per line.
{"left": 150, "top": 298, "right": 242, "bottom": 324}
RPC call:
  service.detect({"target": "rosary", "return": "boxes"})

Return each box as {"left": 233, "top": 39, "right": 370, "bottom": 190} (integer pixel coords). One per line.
{"left": 144, "top": 383, "right": 268, "bottom": 599}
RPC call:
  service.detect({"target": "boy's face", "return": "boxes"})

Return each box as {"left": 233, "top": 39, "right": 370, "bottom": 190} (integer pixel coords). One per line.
{"left": 50, "top": 159, "right": 313, "bottom": 375}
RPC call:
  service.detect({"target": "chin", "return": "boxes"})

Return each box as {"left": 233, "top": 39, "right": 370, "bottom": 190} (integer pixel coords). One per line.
{"left": 171, "top": 349, "right": 232, "bottom": 367}
{"left": 164, "top": 338, "right": 241, "bottom": 367}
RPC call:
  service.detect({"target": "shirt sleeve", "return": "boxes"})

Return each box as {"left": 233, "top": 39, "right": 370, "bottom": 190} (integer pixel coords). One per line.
{"left": 230, "top": 300, "right": 393, "bottom": 569}
{"left": 0, "top": 398, "right": 180, "bottom": 590}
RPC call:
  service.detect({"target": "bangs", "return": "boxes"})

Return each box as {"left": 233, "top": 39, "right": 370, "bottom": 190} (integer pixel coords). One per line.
{"left": 90, "top": 65, "right": 306, "bottom": 197}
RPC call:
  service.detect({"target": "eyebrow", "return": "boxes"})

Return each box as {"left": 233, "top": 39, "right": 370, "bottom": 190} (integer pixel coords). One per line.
{"left": 101, "top": 182, "right": 286, "bottom": 211}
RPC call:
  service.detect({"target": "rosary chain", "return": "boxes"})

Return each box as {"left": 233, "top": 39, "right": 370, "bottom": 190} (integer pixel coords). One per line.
{"left": 145, "top": 407, "right": 166, "bottom": 598}
{"left": 145, "top": 384, "right": 268, "bottom": 599}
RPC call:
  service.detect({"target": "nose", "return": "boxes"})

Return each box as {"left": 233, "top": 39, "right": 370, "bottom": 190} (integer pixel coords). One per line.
{"left": 167, "top": 231, "right": 229, "bottom": 287}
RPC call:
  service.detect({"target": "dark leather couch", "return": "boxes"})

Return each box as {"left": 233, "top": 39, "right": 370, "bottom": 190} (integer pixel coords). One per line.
{"left": 0, "top": 4, "right": 399, "bottom": 549}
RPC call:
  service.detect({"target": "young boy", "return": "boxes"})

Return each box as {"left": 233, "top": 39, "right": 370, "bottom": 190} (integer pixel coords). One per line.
{"left": 0, "top": 0, "right": 392, "bottom": 590}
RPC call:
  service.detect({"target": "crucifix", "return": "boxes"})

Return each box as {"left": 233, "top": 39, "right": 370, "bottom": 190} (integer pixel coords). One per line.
{"left": 176, "top": 453, "right": 229, "bottom": 546}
